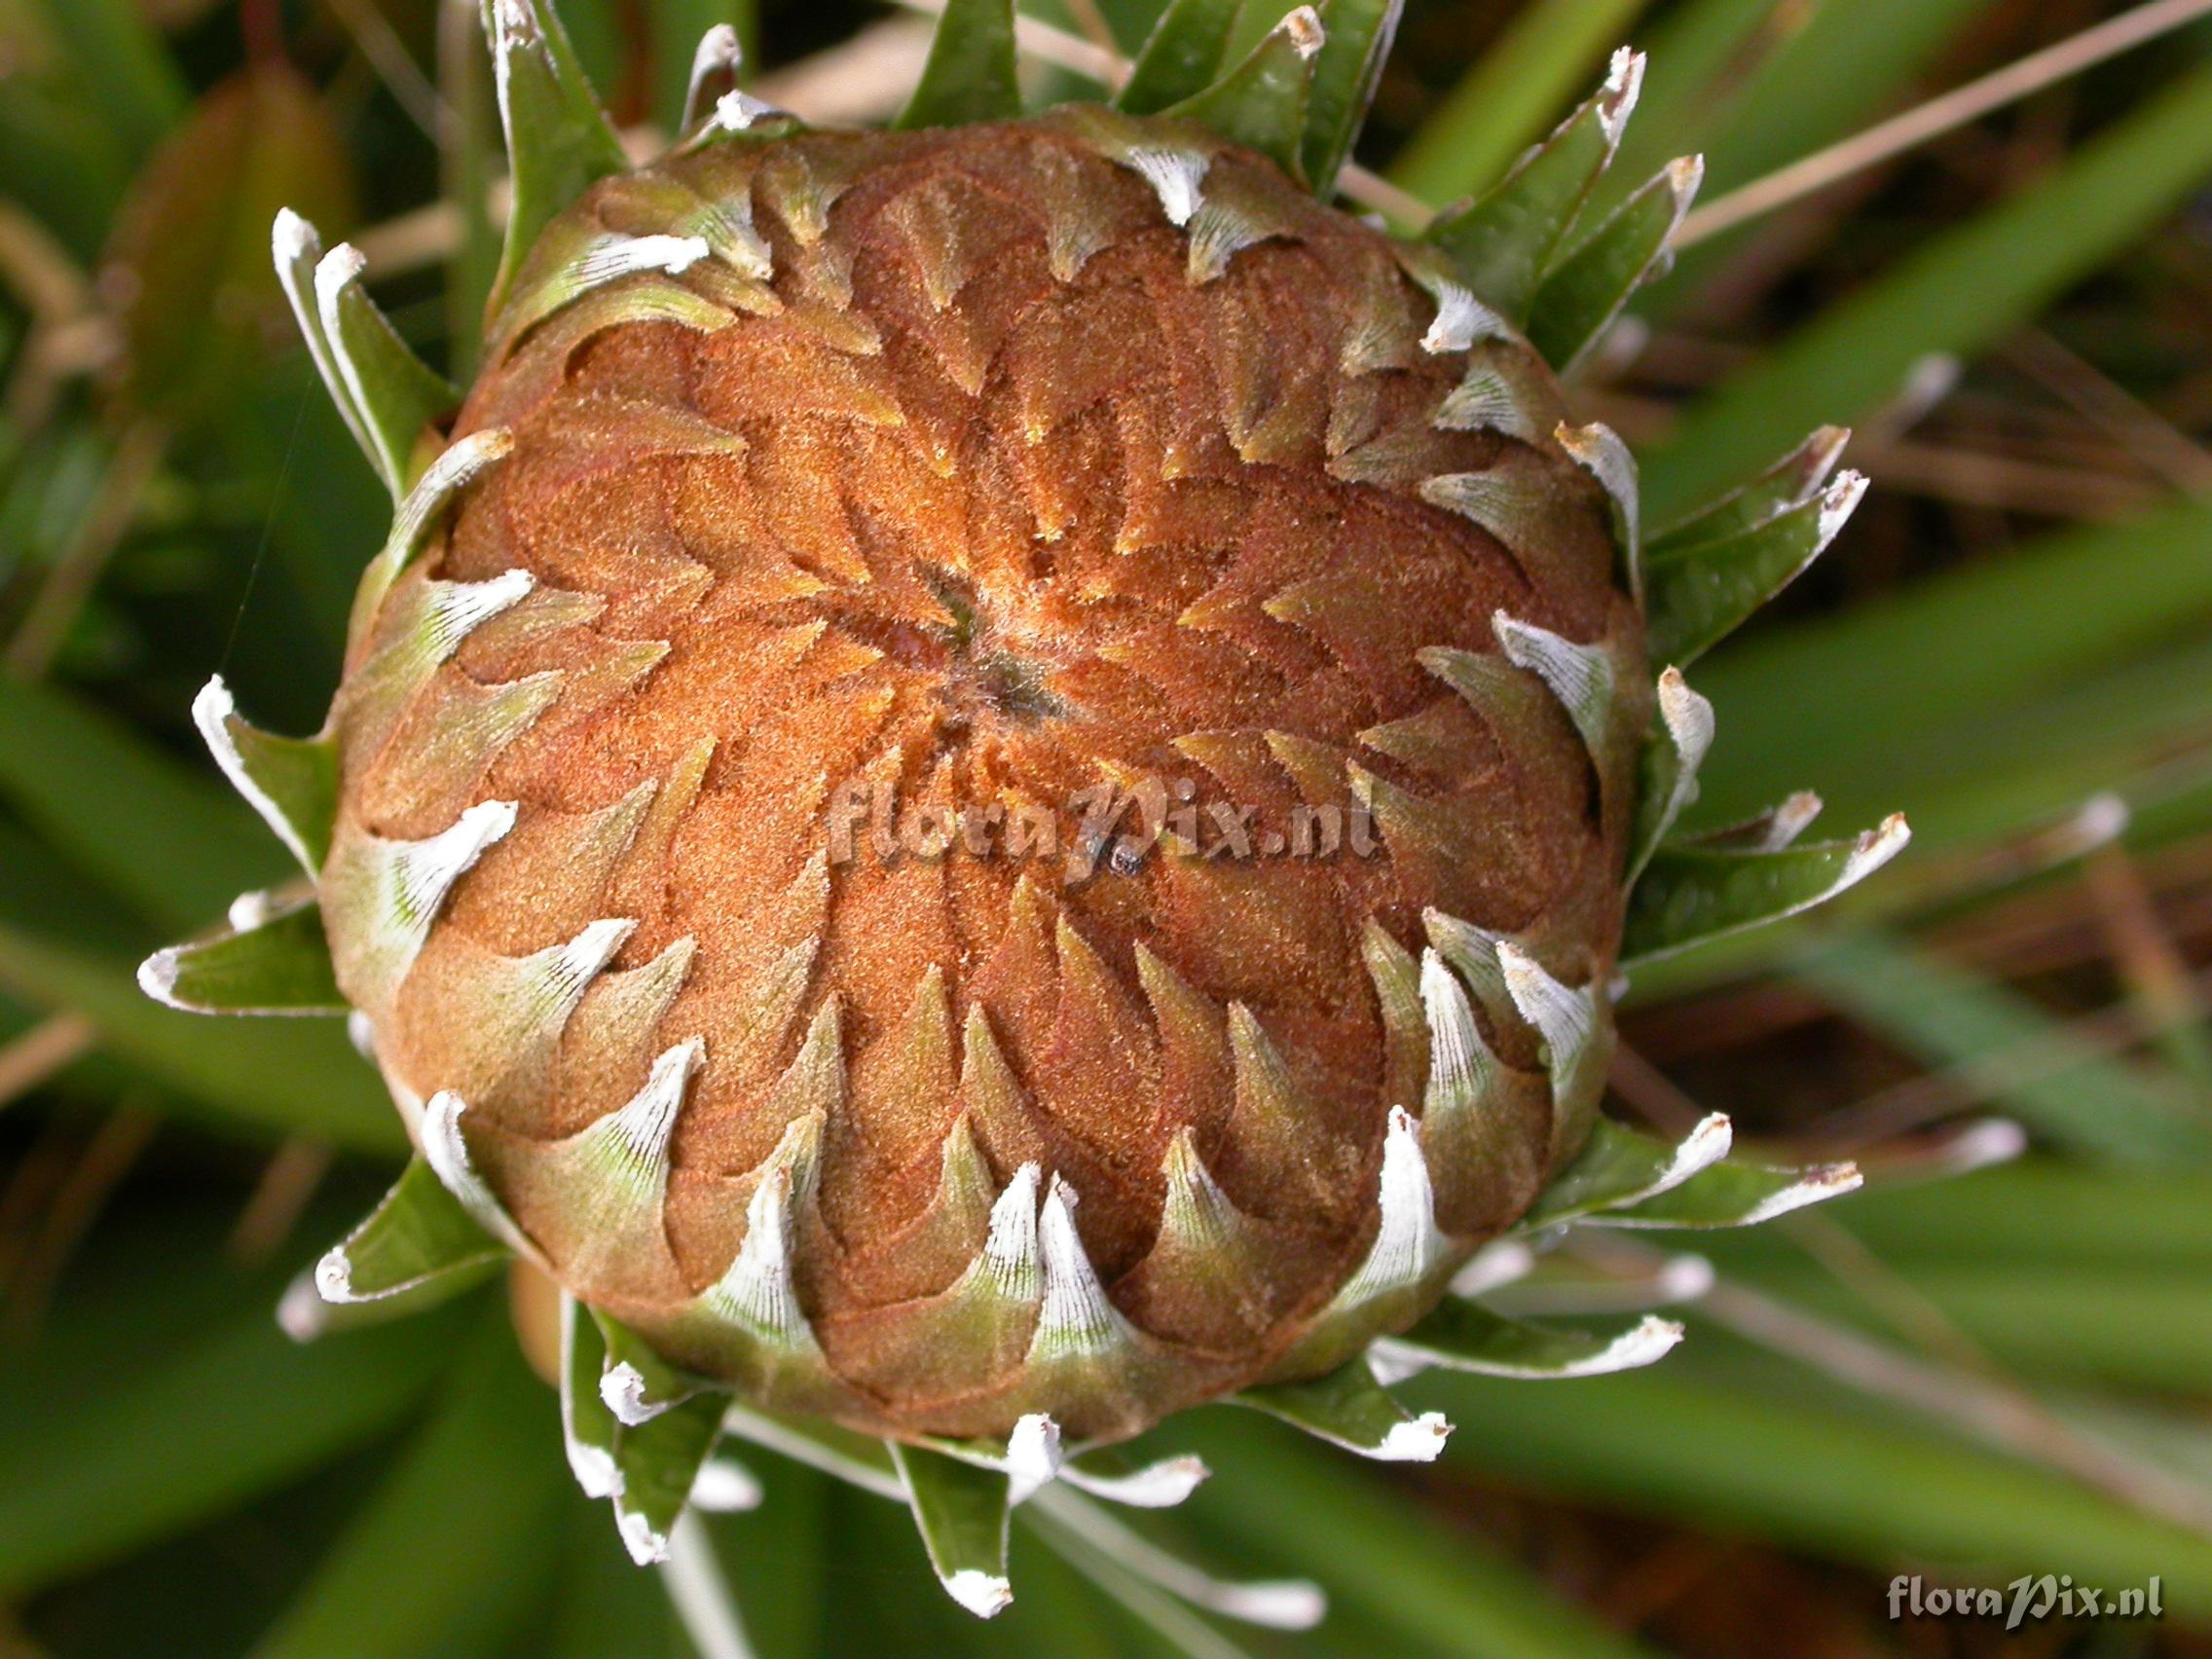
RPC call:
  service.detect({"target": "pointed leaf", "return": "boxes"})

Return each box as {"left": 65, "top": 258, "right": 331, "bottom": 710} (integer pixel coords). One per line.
{"left": 1643, "top": 471, "right": 1867, "bottom": 666}
{"left": 1117, "top": 0, "right": 1243, "bottom": 116}
{"left": 137, "top": 899, "right": 343, "bottom": 1015}
{"left": 310, "top": 1157, "right": 501, "bottom": 1321}
{"left": 611, "top": 1390, "right": 726, "bottom": 1565}
{"left": 313, "top": 245, "right": 460, "bottom": 498}
{"left": 890, "top": 1442, "right": 1014, "bottom": 1618}
{"left": 1647, "top": 425, "right": 1850, "bottom": 554}
{"left": 1381, "top": 1300, "right": 1683, "bottom": 1378}
{"left": 1588, "top": 1153, "right": 1862, "bottom": 1229}
{"left": 1423, "top": 49, "right": 1641, "bottom": 323}
{"left": 1234, "top": 1355, "right": 1451, "bottom": 1461}
{"left": 1163, "top": 8, "right": 1323, "bottom": 181}
{"left": 1621, "top": 815, "right": 1910, "bottom": 966}
{"left": 896, "top": 0, "right": 1021, "bottom": 129}
{"left": 1301, "top": 0, "right": 1403, "bottom": 196}
{"left": 193, "top": 677, "right": 338, "bottom": 877}
{"left": 1523, "top": 1114, "right": 1733, "bottom": 1229}
{"left": 483, "top": 0, "right": 630, "bottom": 316}
{"left": 1526, "top": 155, "right": 1700, "bottom": 371}
{"left": 1626, "top": 668, "right": 1714, "bottom": 886}
{"left": 562, "top": 1294, "right": 623, "bottom": 1499}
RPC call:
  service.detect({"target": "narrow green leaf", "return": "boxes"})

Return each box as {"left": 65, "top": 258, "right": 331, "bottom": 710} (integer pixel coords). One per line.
{"left": 1187, "top": 1414, "right": 1666, "bottom": 1659}
{"left": 1642, "top": 469, "right": 1866, "bottom": 666}
{"left": 1645, "top": 53, "right": 2212, "bottom": 522}
{"left": 560, "top": 1295, "right": 622, "bottom": 1498}
{"left": 250, "top": 1322, "right": 566, "bottom": 1659}
{"left": 1648, "top": 424, "right": 1850, "bottom": 553}
{"left": 1163, "top": 8, "right": 1323, "bottom": 180}
{"left": 1425, "top": 1356, "right": 2212, "bottom": 1619}
{"left": 890, "top": 1442, "right": 1015, "bottom": 1619}
{"left": 1525, "top": 155, "right": 1699, "bottom": 370}
{"left": 314, "top": 249, "right": 460, "bottom": 498}
{"left": 1586, "top": 1152, "right": 1862, "bottom": 1230}
{"left": 482, "top": 0, "right": 630, "bottom": 316}
{"left": 0, "top": 921, "right": 403, "bottom": 1154}
{"left": 1386, "top": 0, "right": 1653, "bottom": 207}
{"left": 1300, "top": 0, "right": 1403, "bottom": 195}
{"left": 1626, "top": 669, "right": 1714, "bottom": 884}
{"left": 1791, "top": 933, "right": 2212, "bottom": 1166}
{"left": 193, "top": 676, "right": 339, "bottom": 877}
{"left": 137, "top": 899, "right": 344, "bottom": 1016}
{"left": 1523, "top": 1113, "right": 1731, "bottom": 1228}
{"left": 0, "top": 1299, "right": 452, "bottom": 1598}
{"left": 1116, "top": 0, "right": 1243, "bottom": 116}
{"left": 1422, "top": 49, "right": 1641, "bottom": 323}
{"left": 0, "top": 641, "right": 280, "bottom": 935}
{"left": 1233, "top": 1355, "right": 1450, "bottom": 1461}
{"left": 1621, "top": 817, "right": 1911, "bottom": 967}
{"left": 896, "top": 0, "right": 1022, "bottom": 129}
{"left": 611, "top": 1391, "right": 726, "bottom": 1565}
{"left": 1382, "top": 1300, "right": 1683, "bottom": 1379}
{"left": 311, "top": 1158, "right": 503, "bottom": 1314}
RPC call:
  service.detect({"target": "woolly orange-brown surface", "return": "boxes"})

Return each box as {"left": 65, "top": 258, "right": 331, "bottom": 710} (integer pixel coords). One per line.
{"left": 332, "top": 117, "right": 1641, "bottom": 1437}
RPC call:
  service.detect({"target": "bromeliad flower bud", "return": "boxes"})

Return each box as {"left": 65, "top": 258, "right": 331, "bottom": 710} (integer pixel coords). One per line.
{"left": 144, "top": 0, "right": 1905, "bottom": 1613}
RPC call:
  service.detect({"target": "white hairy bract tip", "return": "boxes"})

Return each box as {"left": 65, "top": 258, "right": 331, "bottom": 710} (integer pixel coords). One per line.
{"left": 1606, "top": 1315, "right": 1687, "bottom": 1371}
{"left": 1005, "top": 1414, "right": 1063, "bottom": 1496}
{"left": 1284, "top": 6, "right": 1324, "bottom": 55}
{"left": 1374, "top": 1412, "right": 1453, "bottom": 1461}
{"left": 1598, "top": 50, "right": 1646, "bottom": 143}
{"left": 945, "top": 1571, "right": 1014, "bottom": 1619}
{"left": 566, "top": 1440, "right": 622, "bottom": 1500}
{"left": 1666, "top": 1114, "right": 1735, "bottom": 1186}
{"left": 1733, "top": 1163, "right": 1864, "bottom": 1224}
{"left": 272, "top": 207, "right": 319, "bottom": 264}
{"left": 600, "top": 1363, "right": 672, "bottom": 1426}
{"left": 313, "top": 1245, "right": 354, "bottom": 1304}
{"left": 1819, "top": 470, "right": 1870, "bottom": 540}
{"left": 134, "top": 947, "right": 182, "bottom": 1008}
{"left": 617, "top": 1507, "right": 671, "bottom": 1567}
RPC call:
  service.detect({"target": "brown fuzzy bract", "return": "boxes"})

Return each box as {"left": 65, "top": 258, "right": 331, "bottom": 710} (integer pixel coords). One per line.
{"left": 327, "top": 114, "right": 1641, "bottom": 1440}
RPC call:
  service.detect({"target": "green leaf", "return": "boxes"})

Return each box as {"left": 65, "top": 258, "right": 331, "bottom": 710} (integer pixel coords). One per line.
{"left": 1522, "top": 1113, "right": 1731, "bottom": 1228}
{"left": 1587, "top": 1152, "right": 1862, "bottom": 1230}
{"left": 611, "top": 1391, "right": 726, "bottom": 1565}
{"left": 1386, "top": 0, "right": 1653, "bottom": 208}
{"left": 1625, "top": 669, "right": 1714, "bottom": 884}
{"left": 1644, "top": 53, "right": 2212, "bottom": 522}
{"left": 559, "top": 1294, "right": 622, "bottom": 1499}
{"left": 1301, "top": 0, "right": 1403, "bottom": 196}
{"left": 1382, "top": 1299, "right": 1683, "bottom": 1379}
{"left": 1233, "top": 1355, "right": 1450, "bottom": 1461}
{"left": 1647, "top": 424, "right": 1851, "bottom": 553}
{"left": 1422, "top": 1354, "right": 2212, "bottom": 1620}
{"left": 249, "top": 1321, "right": 567, "bottom": 1659}
{"left": 1187, "top": 1413, "right": 1666, "bottom": 1658}
{"left": 308, "top": 1158, "right": 504, "bottom": 1316}
{"left": 26, "top": 0, "right": 187, "bottom": 161}
{"left": 1641, "top": 468, "right": 1865, "bottom": 667}
{"left": 0, "top": 623, "right": 282, "bottom": 938}
{"left": 313, "top": 248, "right": 460, "bottom": 498}
{"left": 193, "top": 676, "right": 339, "bottom": 877}
{"left": 104, "top": 65, "right": 354, "bottom": 429}
{"left": 1421, "top": 49, "right": 1641, "bottom": 323}
{"left": 1620, "top": 817, "right": 1911, "bottom": 966}
{"left": 137, "top": 899, "right": 345, "bottom": 1016}
{"left": 889, "top": 1442, "right": 1014, "bottom": 1619}
{"left": 897, "top": 0, "right": 1022, "bottom": 129}
{"left": 483, "top": 0, "right": 631, "bottom": 316}
{"left": 1791, "top": 933, "right": 2212, "bottom": 1166}
{"left": 1116, "top": 0, "right": 1243, "bottom": 117}
{"left": 1525, "top": 155, "right": 1700, "bottom": 371}
{"left": 1163, "top": 9, "right": 1322, "bottom": 181}
{"left": 0, "top": 920, "right": 404, "bottom": 1154}
{"left": 0, "top": 1297, "right": 453, "bottom": 1599}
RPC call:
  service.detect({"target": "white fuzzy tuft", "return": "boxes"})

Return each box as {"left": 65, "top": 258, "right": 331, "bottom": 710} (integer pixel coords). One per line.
{"left": 944, "top": 1570, "right": 1014, "bottom": 1619}
{"left": 617, "top": 1507, "right": 672, "bottom": 1567}
{"left": 135, "top": 947, "right": 183, "bottom": 1009}
{"left": 1372, "top": 1413, "right": 1453, "bottom": 1462}
{"left": 1283, "top": 5, "right": 1325, "bottom": 56}
{"left": 600, "top": 1362, "right": 672, "bottom": 1426}
{"left": 313, "top": 1245, "right": 354, "bottom": 1304}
